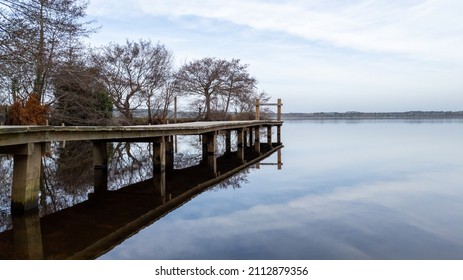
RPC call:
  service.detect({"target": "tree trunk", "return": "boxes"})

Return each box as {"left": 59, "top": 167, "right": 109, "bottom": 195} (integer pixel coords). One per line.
{"left": 147, "top": 95, "right": 152, "bottom": 124}
{"left": 34, "top": 0, "right": 46, "bottom": 101}
{"left": 205, "top": 91, "right": 211, "bottom": 121}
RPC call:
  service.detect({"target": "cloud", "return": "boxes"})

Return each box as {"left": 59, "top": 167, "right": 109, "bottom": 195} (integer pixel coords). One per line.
{"left": 88, "top": 0, "right": 463, "bottom": 62}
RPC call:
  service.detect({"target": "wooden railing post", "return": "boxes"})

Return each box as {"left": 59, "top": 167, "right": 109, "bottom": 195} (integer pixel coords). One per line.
{"left": 174, "top": 96, "right": 177, "bottom": 123}
{"left": 255, "top": 98, "right": 260, "bottom": 120}
{"left": 277, "top": 98, "right": 282, "bottom": 121}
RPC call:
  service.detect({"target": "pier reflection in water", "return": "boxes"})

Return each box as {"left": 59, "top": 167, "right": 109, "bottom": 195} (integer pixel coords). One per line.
{"left": 0, "top": 132, "right": 283, "bottom": 259}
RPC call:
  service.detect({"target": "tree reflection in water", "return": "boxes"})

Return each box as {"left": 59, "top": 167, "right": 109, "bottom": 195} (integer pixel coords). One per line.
{"left": 41, "top": 142, "right": 94, "bottom": 215}
{"left": 107, "top": 142, "right": 153, "bottom": 190}
{"left": 174, "top": 135, "right": 202, "bottom": 169}
{"left": 0, "top": 155, "right": 13, "bottom": 232}
{"left": 0, "top": 132, "right": 253, "bottom": 233}
{"left": 213, "top": 168, "right": 250, "bottom": 190}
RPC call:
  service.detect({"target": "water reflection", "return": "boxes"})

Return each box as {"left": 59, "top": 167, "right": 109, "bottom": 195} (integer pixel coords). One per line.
{"left": 0, "top": 155, "right": 13, "bottom": 232}
{"left": 99, "top": 120, "right": 463, "bottom": 260}
{"left": 41, "top": 142, "right": 94, "bottom": 215}
{"left": 0, "top": 136, "right": 283, "bottom": 259}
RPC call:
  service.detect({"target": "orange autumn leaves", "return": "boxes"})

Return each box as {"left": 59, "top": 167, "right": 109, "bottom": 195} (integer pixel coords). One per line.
{"left": 7, "top": 93, "right": 48, "bottom": 125}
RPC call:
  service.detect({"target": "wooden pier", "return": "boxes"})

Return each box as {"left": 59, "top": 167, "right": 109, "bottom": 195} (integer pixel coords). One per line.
{"left": 0, "top": 120, "right": 283, "bottom": 214}
{"left": 0, "top": 144, "right": 282, "bottom": 259}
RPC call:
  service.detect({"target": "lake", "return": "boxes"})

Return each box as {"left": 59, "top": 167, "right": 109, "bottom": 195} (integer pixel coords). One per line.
{"left": 1, "top": 119, "right": 462, "bottom": 260}
{"left": 100, "top": 119, "right": 463, "bottom": 260}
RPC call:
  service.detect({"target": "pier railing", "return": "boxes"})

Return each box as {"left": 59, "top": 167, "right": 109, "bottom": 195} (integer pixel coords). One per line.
{"left": 255, "top": 98, "right": 283, "bottom": 121}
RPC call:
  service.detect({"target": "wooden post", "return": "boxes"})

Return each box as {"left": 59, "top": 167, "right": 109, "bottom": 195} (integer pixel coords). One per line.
{"left": 201, "top": 134, "right": 207, "bottom": 165}
{"left": 153, "top": 136, "right": 166, "bottom": 196}
{"left": 225, "top": 130, "right": 231, "bottom": 154}
{"left": 174, "top": 135, "right": 178, "bottom": 153}
{"left": 255, "top": 98, "right": 260, "bottom": 120}
{"left": 174, "top": 96, "right": 177, "bottom": 123}
{"left": 237, "top": 128, "right": 245, "bottom": 163}
{"left": 277, "top": 98, "right": 282, "bottom": 121}
{"left": 267, "top": 126, "right": 272, "bottom": 148}
{"left": 11, "top": 143, "right": 42, "bottom": 214}
{"left": 277, "top": 125, "right": 282, "bottom": 145}
{"left": 165, "top": 136, "right": 174, "bottom": 171}
{"left": 93, "top": 141, "right": 108, "bottom": 194}
{"left": 249, "top": 127, "right": 254, "bottom": 147}
{"left": 254, "top": 126, "right": 261, "bottom": 154}
{"left": 206, "top": 132, "right": 217, "bottom": 176}
{"left": 277, "top": 149, "right": 282, "bottom": 170}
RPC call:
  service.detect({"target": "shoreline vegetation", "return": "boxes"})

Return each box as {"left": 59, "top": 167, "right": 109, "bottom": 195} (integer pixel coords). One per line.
{"left": 2, "top": 108, "right": 463, "bottom": 125}
{"left": 280, "top": 111, "right": 463, "bottom": 120}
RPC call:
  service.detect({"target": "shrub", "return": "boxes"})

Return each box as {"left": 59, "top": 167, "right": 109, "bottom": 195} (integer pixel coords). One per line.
{"left": 7, "top": 93, "right": 48, "bottom": 125}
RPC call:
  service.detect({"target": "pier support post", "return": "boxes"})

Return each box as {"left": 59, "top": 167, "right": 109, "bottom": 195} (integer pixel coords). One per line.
{"left": 165, "top": 136, "right": 174, "bottom": 171}
{"left": 11, "top": 143, "right": 42, "bottom": 214}
{"left": 203, "top": 132, "right": 217, "bottom": 176}
{"left": 254, "top": 126, "right": 261, "bottom": 154}
{"left": 267, "top": 126, "right": 272, "bottom": 148}
{"left": 249, "top": 128, "right": 254, "bottom": 147}
{"left": 237, "top": 128, "right": 245, "bottom": 163}
{"left": 93, "top": 141, "right": 108, "bottom": 194}
{"left": 13, "top": 210, "right": 43, "bottom": 259}
{"left": 153, "top": 137, "right": 166, "bottom": 196}
{"left": 225, "top": 130, "right": 231, "bottom": 155}
{"left": 277, "top": 125, "right": 282, "bottom": 145}
{"left": 201, "top": 134, "right": 207, "bottom": 165}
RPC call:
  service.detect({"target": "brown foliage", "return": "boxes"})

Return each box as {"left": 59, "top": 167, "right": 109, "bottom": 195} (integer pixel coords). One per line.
{"left": 7, "top": 93, "right": 48, "bottom": 125}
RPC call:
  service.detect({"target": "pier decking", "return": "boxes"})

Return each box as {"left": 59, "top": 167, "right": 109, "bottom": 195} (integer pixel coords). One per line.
{"left": 0, "top": 120, "right": 282, "bottom": 146}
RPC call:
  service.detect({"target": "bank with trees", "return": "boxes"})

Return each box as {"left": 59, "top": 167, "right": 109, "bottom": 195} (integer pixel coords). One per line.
{"left": 0, "top": 0, "right": 267, "bottom": 126}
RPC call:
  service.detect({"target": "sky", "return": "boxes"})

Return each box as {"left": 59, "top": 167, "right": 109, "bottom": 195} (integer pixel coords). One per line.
{"left": 85, "top": 0, "right": 463, "bottom": 113}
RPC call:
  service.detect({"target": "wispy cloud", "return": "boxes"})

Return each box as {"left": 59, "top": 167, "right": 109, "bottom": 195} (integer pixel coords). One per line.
{"left": 89, "top": 0, "right": 463, "bottom": 61}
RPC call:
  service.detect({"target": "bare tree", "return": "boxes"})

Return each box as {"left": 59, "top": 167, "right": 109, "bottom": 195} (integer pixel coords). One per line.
{"left": 147, "top": 80, "right": 176, "bottom": 123}
{"left": 0, "top": 0, "right": 96, "bottom": 104}
{"left": 218, "top": 59, "right": 257, "bottom": 117}
{"left": 175, "top": 57, "right": 259, "bottom": 120}
{"left": 175, "top": 57, "right": 229, "bottom": 120}
{"left": 92, "top": 39, "right": 173, "bottom": 124}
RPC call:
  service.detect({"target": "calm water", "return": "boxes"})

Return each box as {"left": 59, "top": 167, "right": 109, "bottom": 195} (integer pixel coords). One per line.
{"left": 99, "top": 119, "right": 463, "bottom": 260}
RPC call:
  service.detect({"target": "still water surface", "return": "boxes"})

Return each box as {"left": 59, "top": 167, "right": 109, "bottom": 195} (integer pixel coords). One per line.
{"left": 100, "top": 120, "right": 463, "bottom": 260}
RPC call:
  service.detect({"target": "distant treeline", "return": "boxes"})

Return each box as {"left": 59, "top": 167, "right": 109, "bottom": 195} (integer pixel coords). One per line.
{"left": 282, "top": 111, "right": 463, "bottom": 120}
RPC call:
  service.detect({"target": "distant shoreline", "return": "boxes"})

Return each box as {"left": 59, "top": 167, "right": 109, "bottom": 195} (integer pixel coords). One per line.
{"left": 280, "top": 111, "right": 463, "bottom": 120}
